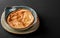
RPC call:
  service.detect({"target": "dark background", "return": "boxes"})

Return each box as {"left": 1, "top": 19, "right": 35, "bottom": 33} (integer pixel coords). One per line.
{"left": 0, "top": 0, "right": 60, "bottom": 38}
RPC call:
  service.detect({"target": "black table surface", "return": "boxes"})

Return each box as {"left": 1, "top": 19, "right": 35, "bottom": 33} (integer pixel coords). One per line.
{"left": 0, "top": 0, "right": 60, "bottom": 38}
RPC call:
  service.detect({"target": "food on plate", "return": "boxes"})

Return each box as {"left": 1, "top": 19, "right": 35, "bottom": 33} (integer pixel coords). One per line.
{"left": 7, "top": 9, "right": 34, "bottom": 29}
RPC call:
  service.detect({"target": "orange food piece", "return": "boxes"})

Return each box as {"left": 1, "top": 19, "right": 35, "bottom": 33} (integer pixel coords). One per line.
{"left": 7, "top": 9, "right": 34, "bottom": 29}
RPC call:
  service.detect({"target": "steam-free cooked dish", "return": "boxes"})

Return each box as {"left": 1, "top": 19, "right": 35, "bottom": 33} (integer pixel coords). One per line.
{"left": 7, "top": 9, "right": 34, "bottom": 29}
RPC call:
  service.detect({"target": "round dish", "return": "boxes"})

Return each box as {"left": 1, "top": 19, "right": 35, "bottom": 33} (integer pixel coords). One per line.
{"left": 1, "top": 6, "right": 40, "bottom": 34}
